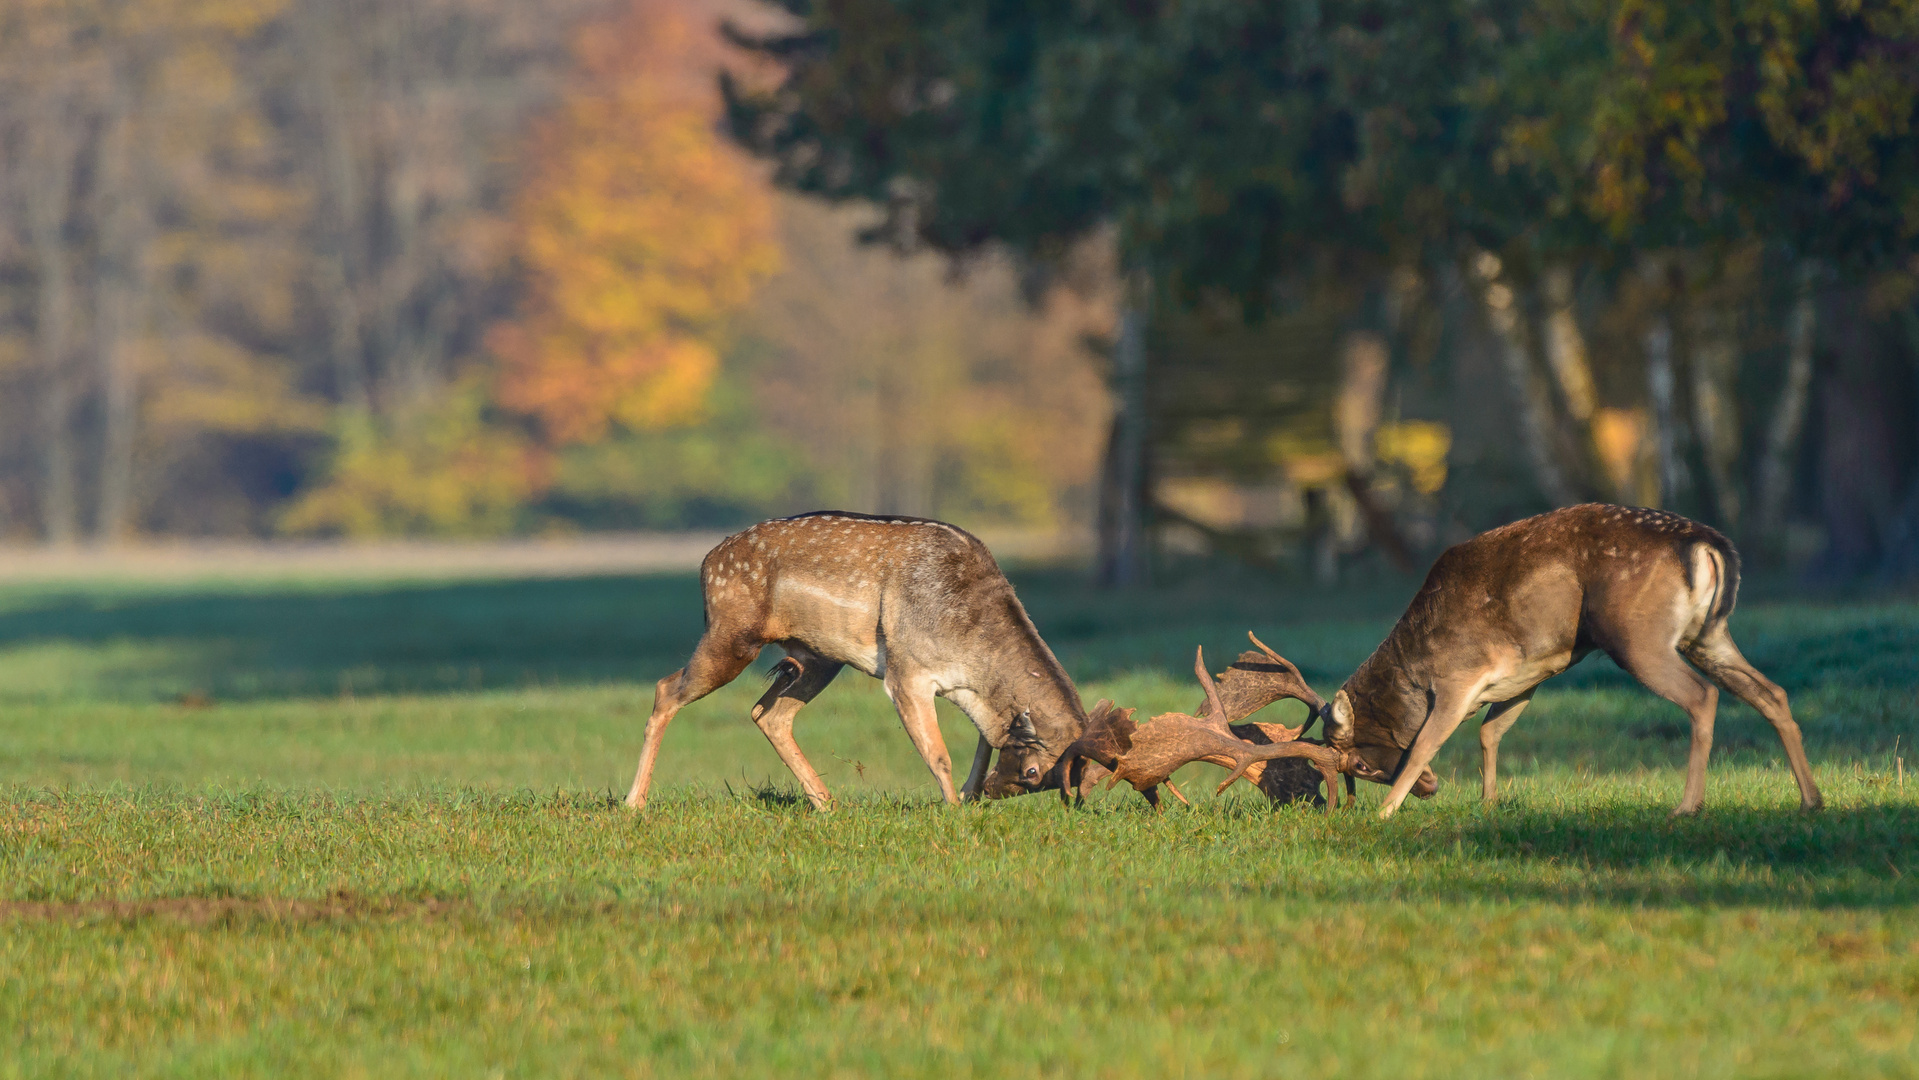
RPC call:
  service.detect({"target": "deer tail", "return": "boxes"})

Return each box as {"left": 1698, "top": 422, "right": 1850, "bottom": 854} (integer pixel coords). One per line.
{"left": 1688, "top": 535, "right": 1741, "bottom": 630}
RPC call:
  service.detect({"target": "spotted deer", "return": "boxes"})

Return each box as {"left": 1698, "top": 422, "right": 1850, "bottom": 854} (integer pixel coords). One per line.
{"left": 622, "top": 511, "right": 1087, "bottom": 810}
{"left": 1326, "top": 504, "right": 1824, "bottom": 818}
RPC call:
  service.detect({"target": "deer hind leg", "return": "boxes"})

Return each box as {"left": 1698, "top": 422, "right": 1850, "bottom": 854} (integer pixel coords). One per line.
{"left": 748, "top": 654, "right": 845, "bottom": 811}
{"left": 1480, "top": 691, "right": 1535, "bottom": 803}
{"left": 884, "top": 673, "right": 959, "bottom": 804}
{"left": 624, "top": 633, "right": 761, "bottom": 809}
{"left": 960, "top": 735, "right": 994, "bottom": 802}
{"left": 1379, "top": 682, "right": 1484, "bottom": 819}
{"left": 1684, "top": 623, "right": 1823, "bottom": 810}
{"left": 1614, "top": 641, "right": 1719, "bottom": 815}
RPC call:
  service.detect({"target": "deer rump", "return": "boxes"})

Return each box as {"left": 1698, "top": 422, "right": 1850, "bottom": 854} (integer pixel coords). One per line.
{"left": 1054, "top": 634, "right": 1383, "bottom": 812}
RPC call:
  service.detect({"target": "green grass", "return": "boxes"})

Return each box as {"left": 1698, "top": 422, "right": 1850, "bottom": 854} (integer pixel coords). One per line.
{"left": 1, "top": 566, "right": 1916, "bottom": 1078}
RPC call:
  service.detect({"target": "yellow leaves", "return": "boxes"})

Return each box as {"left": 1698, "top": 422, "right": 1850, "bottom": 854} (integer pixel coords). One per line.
{"left": 492, "top": 1, "right": 780, "bottom": 445}
{"left": 1374, "top": 421, "right": 1452, "bottom": 495}
{"left": 144, "top": 333, "right": 328, "bottom": 436}
{"left": 279, "top": 378, "right": 549, "bottom": 538}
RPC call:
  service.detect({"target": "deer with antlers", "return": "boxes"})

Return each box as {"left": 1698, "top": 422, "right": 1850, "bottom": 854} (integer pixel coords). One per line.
{"left": 1055, "top": 635, "right": 1383, "bottom": 813}
{"left": 622, "top": 512, "right": 1087, "bottom": 811}
{"left": 1324, "top": 504, "right": 1824, "bottom": 818}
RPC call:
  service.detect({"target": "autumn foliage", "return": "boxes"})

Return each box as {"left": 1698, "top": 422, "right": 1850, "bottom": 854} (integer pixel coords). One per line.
{"left": 490, "top": 4, "right": 779, "bottom": 445}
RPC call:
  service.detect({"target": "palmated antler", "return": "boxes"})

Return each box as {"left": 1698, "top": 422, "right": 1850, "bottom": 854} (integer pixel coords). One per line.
{"left": 1085, "top": 647, "right": 1364, "bottom": 814}
{"left": 1055, "top": 698, "right": 1134, "bottom": 807}
{"left": 1198, "top": 632, "right": 1337, "bottom": 799}
{"left": 1068, "top": 636, "right": 1386, "bottom": 812}
{"left": 1200, "top": 632, "right": 1329, "bottom": 729}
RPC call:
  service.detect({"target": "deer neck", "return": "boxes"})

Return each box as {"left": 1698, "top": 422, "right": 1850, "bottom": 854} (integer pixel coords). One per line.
{"left": 965, "top": 597, "right": 1087, "bottom": 747}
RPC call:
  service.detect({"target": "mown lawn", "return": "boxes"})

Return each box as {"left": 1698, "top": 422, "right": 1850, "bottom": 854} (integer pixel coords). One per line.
{"left": 0, "top": 565, "right": 1915, "bottom": 1078}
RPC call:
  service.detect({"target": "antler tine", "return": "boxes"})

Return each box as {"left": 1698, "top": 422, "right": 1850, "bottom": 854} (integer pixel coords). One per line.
{"left": 1247, "top": 630, "right": 1287, "bottom": 666}
{"left": 1193, "top": 646, "right": 1228, "bottom": 728}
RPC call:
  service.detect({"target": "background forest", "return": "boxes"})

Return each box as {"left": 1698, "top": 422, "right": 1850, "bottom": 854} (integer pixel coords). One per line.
{"left": 0, "top": 0, "right": 1109, "bottom": 545}
{"left": 5, "top": 0, "right": 1919, "bottom": 585}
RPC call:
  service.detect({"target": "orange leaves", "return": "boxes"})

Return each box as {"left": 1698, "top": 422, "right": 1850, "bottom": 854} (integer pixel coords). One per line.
{"left": 492, "top": 2, "right": 779, "bottom": 445}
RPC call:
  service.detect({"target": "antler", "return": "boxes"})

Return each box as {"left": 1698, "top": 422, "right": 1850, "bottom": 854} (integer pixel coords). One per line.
{"left": 1070, "top": 639, "right": 1385, "bottom": 813}
{"left": 1196, "top": 631, "right": 1330, "bottom": 727}
{"left": 1055, "top": 699, "right": 1137, "bottom": 807}
{"left": 1083, "top": 647, "right": 1355, "bottom": 813}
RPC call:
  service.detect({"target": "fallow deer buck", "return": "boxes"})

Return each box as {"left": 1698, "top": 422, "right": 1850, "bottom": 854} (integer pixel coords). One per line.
{"left": 622, "top": 512, "right": 1087, "bottom": 810}
{"left": 1323, "top": 504, "right": 1824, "bottom": 819}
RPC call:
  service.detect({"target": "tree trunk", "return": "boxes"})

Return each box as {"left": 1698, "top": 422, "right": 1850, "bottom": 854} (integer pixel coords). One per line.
{"left": 1752, "top": 261, "right": 1818, "bottom": 557}
{"left": 1472, "top": 254, "right": 1579, "bottom": 507}
{"left": 1645, "top": 313, "right": 1685, "bottom": 511}
{"left": 22, "top": 89, "right": 84, "bottom": 546}
{"left": 295, "top": 1, "right": 372, "bottom": 414}
{"left": 1807, "top": 286, "right": 1918, "bottom": 581}
{"left": 1334, "top": 328, "right": 1414, "bottom": 571}
{"left": 1096, "top": 279, "right": 1150, "bottom": 588}
{"left": 1334, "top": 330, "right": 1388, "bottom": 472}
{"left": 1541, "top": 264, "right": 1618, "bottom": 501}
{"left": 1540, "top": 266, "right": 1599, "bottom": 425}
{"left": 93, "top": 73, "right": 152, "bottom": 545}
{"left": 1687, "top": 302, "right": 1742, "bottom": 529}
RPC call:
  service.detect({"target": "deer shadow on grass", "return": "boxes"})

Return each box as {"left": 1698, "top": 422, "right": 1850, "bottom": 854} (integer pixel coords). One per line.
{"left": 1232, "top": 801, "right": 1919, "bottom": 910}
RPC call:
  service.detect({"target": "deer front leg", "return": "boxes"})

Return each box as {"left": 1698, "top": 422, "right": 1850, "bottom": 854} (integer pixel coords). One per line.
{"left": 885, "top": 673, "right": 959, "bottom": 804}
{"left": 1379, "top": 683, "right": 1485, "bottom": 819}
{"left": 960, "top": 735, "right": 993, "bottom": 802}
{"left": 1479, "top": 690, "right": 1534, "bottom": 803}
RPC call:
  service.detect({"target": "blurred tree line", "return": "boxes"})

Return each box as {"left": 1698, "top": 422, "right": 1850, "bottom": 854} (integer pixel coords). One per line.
{"left": 7, "top": 0, "right": 1919, "bottom": 586}
{"left": 0, "top": 0, "right": 1108, "bottom": 542}
{"left": 724, "top": 0, "right": 1919, "bottom": 583}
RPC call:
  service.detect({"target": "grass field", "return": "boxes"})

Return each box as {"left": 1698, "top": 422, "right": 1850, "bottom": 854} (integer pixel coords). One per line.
{"left": 1, "top": 563, "right": 1916, "bottom": 1078}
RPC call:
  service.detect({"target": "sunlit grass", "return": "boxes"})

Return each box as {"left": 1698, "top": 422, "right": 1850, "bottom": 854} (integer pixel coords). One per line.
{"left": 0, "top": 568, "right": 1915, "bottom": 1077}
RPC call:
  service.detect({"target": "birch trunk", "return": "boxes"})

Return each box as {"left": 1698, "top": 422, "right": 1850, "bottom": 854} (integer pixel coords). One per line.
{"left": 1645, "top": 314, "right": 1684, "bottom": 509}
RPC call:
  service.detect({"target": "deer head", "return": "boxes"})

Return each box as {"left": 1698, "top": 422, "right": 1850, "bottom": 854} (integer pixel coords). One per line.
{"left": 981, "top": 701, "right": 1086, "bottom": 798}
{"left": 1327, "top": 688, "right": 1438, "bottom": 799}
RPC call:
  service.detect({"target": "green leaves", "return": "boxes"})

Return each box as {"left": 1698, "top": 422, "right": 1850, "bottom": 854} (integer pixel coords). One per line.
{"left": 731, "top": 0, "right": 1919, "bottom": 293}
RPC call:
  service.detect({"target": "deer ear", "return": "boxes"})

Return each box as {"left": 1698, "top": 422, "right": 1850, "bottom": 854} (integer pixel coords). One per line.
{"left": 1327, "top": 690, "right": 1355, "bottom": 749}
{"left": 1007, "top": 710, "right": 1040, "bottom": 747}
